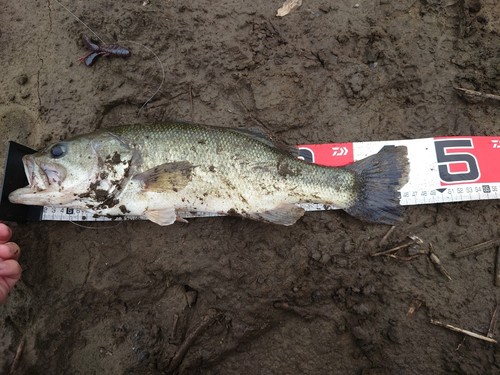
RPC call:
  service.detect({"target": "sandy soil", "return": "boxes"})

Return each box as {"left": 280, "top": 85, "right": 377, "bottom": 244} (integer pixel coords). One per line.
{"left": 1, "top": 0, "right": 499, "bottom": 373}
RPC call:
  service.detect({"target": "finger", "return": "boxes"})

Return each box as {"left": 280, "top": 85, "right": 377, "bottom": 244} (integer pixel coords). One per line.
{"left": 0, "top": 259, "right": 22, "bottom": 281}
{"left": 0, "top": 242, "right": 21, "bottom": 261}
{"left": 0, "top": 224, "right": 12, "bottom": 243}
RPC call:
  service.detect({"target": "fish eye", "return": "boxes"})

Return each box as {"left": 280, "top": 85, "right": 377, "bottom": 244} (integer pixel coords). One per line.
{"left": 50, "top": 144, "right": 67, "bottom": 159}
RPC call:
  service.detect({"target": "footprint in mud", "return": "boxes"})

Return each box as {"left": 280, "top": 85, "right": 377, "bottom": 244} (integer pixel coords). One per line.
{"left": 0, "top": 105, "right": 40, "bottom": 181}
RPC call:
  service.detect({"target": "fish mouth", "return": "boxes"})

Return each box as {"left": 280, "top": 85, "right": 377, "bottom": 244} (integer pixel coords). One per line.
{"left": 23, "top": 155, "right": 47, "bottom": 190}
{"left": 9, "top": 155, "right": 68, "bottom": 205}
{"left": 22, "top": 155, "right": 66, "bottom": 191}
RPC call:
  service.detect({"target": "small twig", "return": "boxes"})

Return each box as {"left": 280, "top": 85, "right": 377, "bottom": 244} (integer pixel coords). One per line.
{"left": 386, "top": 254, "right": 421, "bottom": 261}
{"left": 429, "top": 244, "right": 452, "bottom": 281}
{"left": 273, "top": 301, "right": 315, "bottom": 320}
{"left": 453, "top": 239, "right": 500, "bottom": 258}
{"left": 371, "top": 242, "right": 412, "bottom": 257}
{"left": 9, "top": 335, "right": 25, "bottom": 375}
{"left": 371, "top": 235, "right": 423, "bottom": 257}
{"left": 169, "top": 313, "right": 180, "bottom": 342}
{"left": 408, "top": 235, "right": 424, "bottom": 243}
{"left": 167, "top": 309, "right": 222, "bottom": 374}
{"left": 406, "top": 299, "right": 422, "bottom": 318}
{"left": 371, "top": 246, "right": 403, "bottom": 257}
{"left": 378, "top": 225, "right": 396, "bottom": 247}
{"left": 430, "top": 319, "right": 497, "bottom": 344}
{"left": 454, "top": 87, "right": 500, "bottom": 102}
{"left": 487, "top": 304, "right": 499, "bottom": 338}
{"left": 456, "top": 336, "right": 466, "bottom": 351}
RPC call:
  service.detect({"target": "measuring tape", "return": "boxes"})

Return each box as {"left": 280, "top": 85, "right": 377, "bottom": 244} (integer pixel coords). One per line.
{"left": 299, "top": 136, "right": 499, "bottom": 210}
{"left": 19, "top": 136, "right": 500, "bottom": 221}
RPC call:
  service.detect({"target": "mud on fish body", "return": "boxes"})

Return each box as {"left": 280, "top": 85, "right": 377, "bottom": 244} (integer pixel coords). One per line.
{"left": 9, "top": 122, "right": 409, "bottom": 226}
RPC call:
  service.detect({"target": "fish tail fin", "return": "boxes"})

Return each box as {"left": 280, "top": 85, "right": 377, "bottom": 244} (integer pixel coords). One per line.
{"left": 344, "top": 145, "right": 409, "bottom": 225}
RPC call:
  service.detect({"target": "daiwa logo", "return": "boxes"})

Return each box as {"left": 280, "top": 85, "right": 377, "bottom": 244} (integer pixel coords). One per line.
{"left": 493, "top": 140, "right": 500, "bottom": 149}
{"left": 332, "top": 146, "right": 348, "bottom": 156}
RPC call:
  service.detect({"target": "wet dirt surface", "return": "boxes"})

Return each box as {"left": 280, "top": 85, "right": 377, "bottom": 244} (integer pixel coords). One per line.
{"left": 1, "top": 0, "right": 500, "bottom": 373}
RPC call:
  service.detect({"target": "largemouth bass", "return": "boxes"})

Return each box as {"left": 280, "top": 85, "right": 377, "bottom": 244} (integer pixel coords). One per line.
{"left": 9, "top": 122, "right": 409, "bottom": 225}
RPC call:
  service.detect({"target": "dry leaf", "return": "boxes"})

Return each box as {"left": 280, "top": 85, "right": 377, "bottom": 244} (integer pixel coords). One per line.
{"left": 276, "top": 0, "right": 303, "bottom": 17}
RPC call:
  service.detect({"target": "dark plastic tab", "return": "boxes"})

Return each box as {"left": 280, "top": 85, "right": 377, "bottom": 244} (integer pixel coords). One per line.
{"left": 0, "top": 142, "right": 43, "bottom": 221}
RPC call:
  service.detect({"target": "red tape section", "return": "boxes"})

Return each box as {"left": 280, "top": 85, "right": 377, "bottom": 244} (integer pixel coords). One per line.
{"left": 298, "top": 143, "right": 354, "bottom": 167}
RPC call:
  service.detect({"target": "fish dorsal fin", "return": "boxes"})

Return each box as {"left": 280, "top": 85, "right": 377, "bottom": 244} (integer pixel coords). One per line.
{"left": 230, "top": 127, "right": 299, "bottom": 157}
{"left": 230, "top": 127, "right": 276, "bottom": 147}
{"left": 134, "top": 161, "right": 193, "bottom": 193}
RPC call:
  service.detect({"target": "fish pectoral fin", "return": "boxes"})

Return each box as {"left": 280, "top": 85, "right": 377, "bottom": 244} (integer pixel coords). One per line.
{"left": 252, "top": 204, "right": 305, "bottom": 226}
{"left": 144, "top": 207, "right": 177, "bottom": 226}
{"left": 134, "top": 161, "right": 193, "bottom": 193}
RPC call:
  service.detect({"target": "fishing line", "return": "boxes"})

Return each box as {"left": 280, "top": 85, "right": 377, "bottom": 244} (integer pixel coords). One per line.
{"left": 125, "top": 40, "right": 166, "bottom": 113}
{"left": 53, "top": 0, "right": 165, "bottom": 112}
{"left": 69, "top": 220, "right": 123, "bottom": 229}
{"left": 53, "top": 0, "right": 105, "bottom": 44}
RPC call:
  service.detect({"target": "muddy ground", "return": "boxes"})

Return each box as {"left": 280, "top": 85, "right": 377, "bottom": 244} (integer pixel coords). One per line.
{"left": 1, "top": 0, "right": 499, "bottom": 373}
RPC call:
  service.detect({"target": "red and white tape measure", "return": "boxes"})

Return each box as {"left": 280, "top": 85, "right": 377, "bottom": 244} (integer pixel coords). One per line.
{"left": 41, "top": 136, "right": 500, "bottom": 221}
{"left": 298, "top": 136, "right": 499, "bottom": 209}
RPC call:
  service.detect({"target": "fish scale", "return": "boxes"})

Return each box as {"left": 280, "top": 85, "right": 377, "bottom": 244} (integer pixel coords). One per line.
{"left": 114, "top": 123, "right": 356, "bottom": 207}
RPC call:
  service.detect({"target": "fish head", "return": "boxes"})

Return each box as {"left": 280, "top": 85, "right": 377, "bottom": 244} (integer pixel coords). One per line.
{"left": 9, "top": 131, "right": 135, "bottom": 207}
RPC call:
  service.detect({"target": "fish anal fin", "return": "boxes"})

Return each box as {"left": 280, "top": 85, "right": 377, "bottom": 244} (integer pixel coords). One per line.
{"left": 135, "top": 161, "right": 193, "bottom": 193}
{"left": 252, "top": 204, "right": 305, "bottom": 226}
{"left": 144, "top": 207, "right": 177, "bottom": 226}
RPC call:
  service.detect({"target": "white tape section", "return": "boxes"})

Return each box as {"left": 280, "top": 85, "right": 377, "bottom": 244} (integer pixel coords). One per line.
{"left": 41, "top": 136, "right": 500, "bottom": 221}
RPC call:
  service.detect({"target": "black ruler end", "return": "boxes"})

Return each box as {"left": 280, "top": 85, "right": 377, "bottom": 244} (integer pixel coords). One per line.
{"left": 0, "top": 142, "right": 43, "bottom": 222}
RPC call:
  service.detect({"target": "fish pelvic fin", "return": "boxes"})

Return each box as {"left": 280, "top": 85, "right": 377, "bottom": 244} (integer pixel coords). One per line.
{"left": 344, "top": 146, "right": 409, "bottom": 225}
